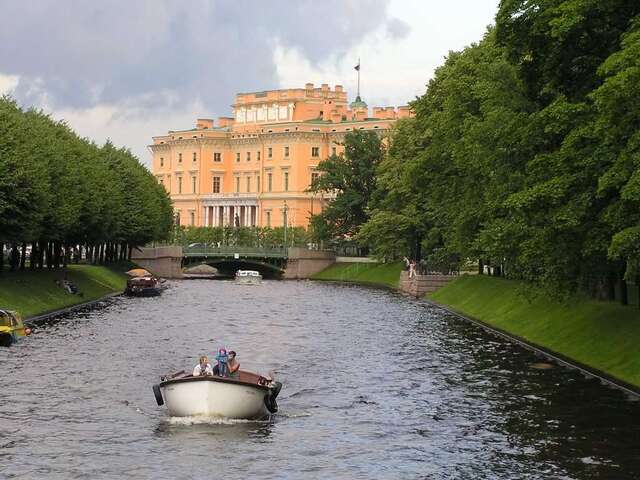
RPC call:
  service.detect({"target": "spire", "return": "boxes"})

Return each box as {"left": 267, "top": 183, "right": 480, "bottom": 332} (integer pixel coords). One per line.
{"left": 354, "top": 58, "right": 361, "bottom": 100}
{"left": 350, "top": 58, "right": 367, "bottom": 109}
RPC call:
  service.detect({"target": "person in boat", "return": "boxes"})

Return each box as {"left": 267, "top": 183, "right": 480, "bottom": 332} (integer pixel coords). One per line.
{"left": 227, "top": 351, "right": 240, "bottom": 379}
{"left": 193, "top": 355, "right": 213, "bottom": 376}
{"left": 213, "top": 348, "right": 229, "bottom": 377}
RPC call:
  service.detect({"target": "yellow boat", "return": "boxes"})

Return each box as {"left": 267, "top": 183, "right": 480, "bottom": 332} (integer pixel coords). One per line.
{"left": 0, "top": 310, "right": 31, "bottom": 347}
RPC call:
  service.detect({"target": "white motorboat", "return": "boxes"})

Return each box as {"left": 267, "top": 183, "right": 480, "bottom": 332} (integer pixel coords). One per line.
{"left": 152, "top": 370, "right": 282, "bottom": 419}
{"left": 235, "top": 270, "right": 262, "bottom": 285}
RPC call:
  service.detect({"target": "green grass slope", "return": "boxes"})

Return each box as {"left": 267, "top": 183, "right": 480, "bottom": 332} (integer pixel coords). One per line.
{"left": 0, "top": 264, "right": 129, "bottom": 318}
{"left": 311, "top": 262, "right": 403, "bottom": 289}
{"left": 430, "top": 275, "right": 640, "bottom": 388}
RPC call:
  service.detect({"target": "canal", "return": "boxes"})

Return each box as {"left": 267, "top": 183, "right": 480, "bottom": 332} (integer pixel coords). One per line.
{"left": 1, "top": 280, "right": 639, "bottom": 479}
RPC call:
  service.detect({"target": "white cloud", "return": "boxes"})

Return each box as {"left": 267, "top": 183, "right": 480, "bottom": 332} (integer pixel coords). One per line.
{"left": 49, "top": 100, "right": 206, "bottom": 166}
{"left": 275, "top": 0, "right": 499, "bottom": 108}
{"left": 0, "top": 74, "right": 19, "bottom": 95}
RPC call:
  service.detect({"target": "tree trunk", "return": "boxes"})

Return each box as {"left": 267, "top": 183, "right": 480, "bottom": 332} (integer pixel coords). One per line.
{"left": 128, "top": 245, "right": 132, "bottom": 261}
{"left": 493, "top": 265, "right": 501, "bottom": 277}
{"left": 0, "top": 242, "right": 4, "bottom": 272}
{"left": 99, "top": 244, "right": 105, "bottom": 264}
{"left": 620, "top": 278, "right": 628, "bottom": 306}
{"left": 37, "top": 240, "right": 45, "bottom": 269}
{"left": 10, "top": 243, "right": 19, "bottom": 271}
{"left": 46, "top": 242, "right": 53, "bottom": 269}
{"left": 478, "top": 258, "right": 484, "bottom": 275}
{"left": 604, "top": 272, "right": 616, "bottom": 301}
{"left": 30, "top": 243, "right": 37, "bottom": 270}
{"left": 53, "top": 242, "right": 61, "bottom": 269}
{"left": 19, "top": 243, "right": 27, "bottom": 270}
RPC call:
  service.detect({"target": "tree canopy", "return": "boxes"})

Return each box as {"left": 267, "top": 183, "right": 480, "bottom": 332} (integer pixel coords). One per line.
{"left": 352, "top": 2, "right": 640, "bottom": 301}
{"left": 0, "top": 96, "right": 173, "bottom": 270}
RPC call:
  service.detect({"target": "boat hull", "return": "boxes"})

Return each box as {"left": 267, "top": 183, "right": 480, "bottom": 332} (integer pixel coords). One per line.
{"left": 160, "top": 377, "right": 270, "bottom": 419}
{"left": 234, "top": 277, "right": 261, "bottom": 285}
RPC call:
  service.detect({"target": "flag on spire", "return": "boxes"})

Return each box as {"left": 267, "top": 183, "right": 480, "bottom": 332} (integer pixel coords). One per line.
{"left": 354, "top": 61, "right": 360, "bottom": 71}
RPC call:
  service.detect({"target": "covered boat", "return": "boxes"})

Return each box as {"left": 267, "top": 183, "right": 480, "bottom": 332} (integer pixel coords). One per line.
{"left": 0, "top": 310, "right": 31, "bottom": 347}
{"left": 235, "top": 270, "right": 262, "bottom": 285}
{"left": 125, "top": 276, "right": 163, "bottom": 296}
{"left": 152, "top": 370, "right": 282, "bottom": 419}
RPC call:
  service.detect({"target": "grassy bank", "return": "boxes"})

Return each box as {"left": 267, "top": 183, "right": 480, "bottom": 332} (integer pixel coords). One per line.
{"left": 0, "top": 264, "right": 130, "bottom": 319}
{"left": 429, "top": 275, "right": 640, "bottom": 388}
{"left": 311, "top": 262, "right": 403, "bottom": 289}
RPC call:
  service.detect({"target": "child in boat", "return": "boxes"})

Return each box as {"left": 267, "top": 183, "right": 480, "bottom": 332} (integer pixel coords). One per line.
{"left": 213, "top": 348, "right": 229, "bottom": 377}
{"left": 193, "top": 355, "right": 213, "bottom": 376}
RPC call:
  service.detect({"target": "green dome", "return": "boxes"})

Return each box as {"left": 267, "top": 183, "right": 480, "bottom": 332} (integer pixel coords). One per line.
{"left": 350, "top": 95, "right": 367, "bottom": 109}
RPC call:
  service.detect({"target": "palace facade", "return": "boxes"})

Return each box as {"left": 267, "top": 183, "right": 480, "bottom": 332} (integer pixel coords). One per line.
{"left": 150, "top": 83, "right": 411, "bottom": 228}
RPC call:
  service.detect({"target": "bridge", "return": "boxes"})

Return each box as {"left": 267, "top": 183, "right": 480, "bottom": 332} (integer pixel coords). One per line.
{"left": 182, "top": 246, "right": 289, "bottom": 278}
{"left": 131, "top": 246, "right": 335, "bottom": 279}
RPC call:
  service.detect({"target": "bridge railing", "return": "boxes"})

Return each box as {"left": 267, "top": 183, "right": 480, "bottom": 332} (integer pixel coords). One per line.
{"left": 183, "top": 246, "right": 288, "bottom": 258}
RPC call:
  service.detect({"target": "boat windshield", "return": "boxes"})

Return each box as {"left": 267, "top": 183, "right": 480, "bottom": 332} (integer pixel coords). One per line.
{"left": 237, "top": 270, "right": 260, "bottom": 277}
{"left": 0, "top": 312, "right": 15, "bottom": 327}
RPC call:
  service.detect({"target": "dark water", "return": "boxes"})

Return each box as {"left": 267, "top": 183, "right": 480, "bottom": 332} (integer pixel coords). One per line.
{"left": 1, "top": 280, "right": 639, "bottom": 479}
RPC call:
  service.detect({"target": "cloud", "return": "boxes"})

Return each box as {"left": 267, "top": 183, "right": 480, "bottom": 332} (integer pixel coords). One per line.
{"left": 0, "top": 0, "right": 404, "bottom": 113}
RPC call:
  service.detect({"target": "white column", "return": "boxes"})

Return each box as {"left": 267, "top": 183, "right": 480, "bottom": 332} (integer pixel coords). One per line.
{"left": 204, "top": 206, "right": 209, "bottom": 227}
{"left": 244, "top": 205, "right": 249, "bottom": 227}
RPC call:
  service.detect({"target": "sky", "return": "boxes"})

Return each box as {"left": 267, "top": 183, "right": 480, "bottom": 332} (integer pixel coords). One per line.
{"left": 0, "top": 0, "right": 499, "bottom": 166}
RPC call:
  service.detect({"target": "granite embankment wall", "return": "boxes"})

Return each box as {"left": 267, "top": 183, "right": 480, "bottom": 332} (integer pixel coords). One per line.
{"left": 283, "top": 248, "right": 336, "bottom": 279}
{"left": 398, "top": 271, "right": 458, "bottom": 297}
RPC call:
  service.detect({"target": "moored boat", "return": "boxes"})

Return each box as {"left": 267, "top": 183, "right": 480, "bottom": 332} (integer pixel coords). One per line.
{"left": 235, "top": 270, "right": 262, "bottom": 285}
{"left": 125, "top": 276, "right": 163, "bottom": 296}
{"left": 0, "top": 310, "right": 31, "bottom": 347}
{"left": 152, "top": 370, "right": 282, "bottom": 419}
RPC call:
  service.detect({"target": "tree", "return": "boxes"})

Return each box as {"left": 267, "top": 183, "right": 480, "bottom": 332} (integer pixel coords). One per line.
{"left": 310, "top": 130, "right": 385, "bottom": 240}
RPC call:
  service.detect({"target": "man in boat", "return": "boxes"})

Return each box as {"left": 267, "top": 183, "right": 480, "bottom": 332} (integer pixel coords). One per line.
{"left": 227, "top": 351, "right": 240, "bottom": 379}
{"left": 193, "top": 355, "right": 213, "bottom": 376}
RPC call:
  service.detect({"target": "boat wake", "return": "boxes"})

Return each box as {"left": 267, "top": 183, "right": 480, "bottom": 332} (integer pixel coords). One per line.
{"left": 165, "top": 416, "right": 270, "bottom": 426}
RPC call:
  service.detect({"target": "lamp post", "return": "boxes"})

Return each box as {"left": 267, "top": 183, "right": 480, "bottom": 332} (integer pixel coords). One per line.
{"left": 283, "top": 200, "right": 288, "bottom": 248}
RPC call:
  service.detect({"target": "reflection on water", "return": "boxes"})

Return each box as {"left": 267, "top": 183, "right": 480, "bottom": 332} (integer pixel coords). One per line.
{"left": 1, "top": 279, "right": 639, "bottom": 479}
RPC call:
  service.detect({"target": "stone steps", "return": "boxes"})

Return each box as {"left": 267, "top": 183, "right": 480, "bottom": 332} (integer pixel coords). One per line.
{"left": 398, "top": 271, "right": 457, "bottom": 297}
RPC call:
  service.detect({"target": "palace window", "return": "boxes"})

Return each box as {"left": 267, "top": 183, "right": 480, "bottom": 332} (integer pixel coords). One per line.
{"left": 235, "top": 176, "right": 240, "bottom": 192}
{"left": 178, "top": 153, "right": 182, "bottom": 163}
{"left": 332, "top": 147, "right": 337, "bottom": 156}
{"left": 268, "top": 173, "right": 272, "bottom": 192}
{"left": 177, "top": 176, "right": 183, "bottom": 194}
{"left": 257, "top": 151, "right": 261, "bottom": 161}
{"left": 284, "top": 146, "right": 290, "bottom": 157}
{"left": 311, "top": 147, "right": 320, "bottom": 157}
{"left": 191, "top": 175, "right": 197, "bottom": 193}
{"left": 212, "top": 176, "right": 220, "bottom": 193}
{"left": 160, "top": 157, "right": 164, "bottom": 167}
{"left": 246, "top": 151, "right": 251, "bottom": 162}
{"left": 193, "top": 152, "right": 197, "bottom": 162}
{"left": 246, "top": 176, "right": 251, "bottom": 192}
{"left": 266, "top": 211, "right": 271, "bottom": 227}
{"left": 214, "top": 152, "right": 222, "bottom": 162}
{"left": 257, "top": 174, "right": 260, "bottom": 192}
{"left": 190, "top": 211, "right": 195, "bottom": 226}
{"left": 268, "top": 147, "right": 273, "bottom": 159}
{"left": 236, "top": 152, "right": 240, "bottom": 162}
{"left": 284, "top": 171, "right": 289, "bottom": 192}
{"left": 311, "top": 172, "right": 319, "bottom": 185}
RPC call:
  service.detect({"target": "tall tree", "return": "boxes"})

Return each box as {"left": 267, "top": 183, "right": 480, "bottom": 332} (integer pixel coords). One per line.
{"left": 310, "top": 130, "right": 385, "bottom": 240}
